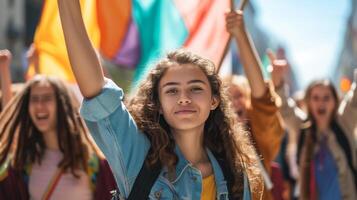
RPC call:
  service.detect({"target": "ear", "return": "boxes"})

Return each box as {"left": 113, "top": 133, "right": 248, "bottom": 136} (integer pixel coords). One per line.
{"left": 210, "top": 96, "right": 220, "bottom": 110}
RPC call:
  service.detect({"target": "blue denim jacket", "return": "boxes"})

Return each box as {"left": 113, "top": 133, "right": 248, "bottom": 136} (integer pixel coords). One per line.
{"left": 80, "top": 79, "right": 252, "bottom": 199}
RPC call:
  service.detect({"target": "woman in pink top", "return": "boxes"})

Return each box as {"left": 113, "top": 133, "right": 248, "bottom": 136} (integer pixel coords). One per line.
{"left": 0, "top": 75, "right": 116, "bottom": 200}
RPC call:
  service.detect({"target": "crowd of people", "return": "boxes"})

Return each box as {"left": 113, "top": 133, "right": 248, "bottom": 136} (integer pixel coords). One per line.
{"left": 0, "top": 1, "right": 356, "bottom": 199}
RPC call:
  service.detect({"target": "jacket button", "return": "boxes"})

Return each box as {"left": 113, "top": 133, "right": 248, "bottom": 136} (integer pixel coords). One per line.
{"left": 154, "top": 190, "right": 162, "bottom": 199}
{"left": 192, "top": 176, "right": 197, "bottom": 182}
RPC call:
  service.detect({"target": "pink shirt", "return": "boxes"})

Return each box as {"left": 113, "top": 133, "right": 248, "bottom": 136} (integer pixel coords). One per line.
{"left": 29, "top": 149, "right": 92, "bottom": 200}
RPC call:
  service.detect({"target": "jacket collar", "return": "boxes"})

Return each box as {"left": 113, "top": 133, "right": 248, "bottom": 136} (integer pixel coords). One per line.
{"left": 162, "top": 145, "right": 229, "bottom": 196}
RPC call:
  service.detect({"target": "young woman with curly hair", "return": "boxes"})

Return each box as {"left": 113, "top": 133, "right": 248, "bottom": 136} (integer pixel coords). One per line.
{"left": 0, "top": 75, "right": 116, "bottom": 200}
{"left": 57, "top": 0, "right": 263, "bottom": 199}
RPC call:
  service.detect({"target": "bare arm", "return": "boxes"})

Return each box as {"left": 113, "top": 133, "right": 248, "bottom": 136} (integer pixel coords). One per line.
{"left": 0, "top": 50, "right": 13, "bottom": 108}
{"left": 57, "top": 0, "right": 104, "bottom": 98}
{"left": 26, "top": 43, "right": 39, "bottom": 74}
{"left": 225, "top": 10, "right": 266, "bottom": 98}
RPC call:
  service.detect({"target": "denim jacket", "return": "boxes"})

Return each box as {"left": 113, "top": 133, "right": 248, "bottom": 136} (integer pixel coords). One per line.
{"left": 80, "top": 79, "right": 252, "bottom": 199}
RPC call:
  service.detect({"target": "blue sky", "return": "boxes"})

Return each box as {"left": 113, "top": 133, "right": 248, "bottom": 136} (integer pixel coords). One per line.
{"left": 252, "top": 0, "right": 351, "bottom": 88}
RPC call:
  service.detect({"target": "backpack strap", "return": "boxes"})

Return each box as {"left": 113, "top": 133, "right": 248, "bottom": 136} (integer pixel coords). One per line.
{"left": 111, "top": 150, "right": 162, "bottom": 200}
{"left": 212, "top": 151, "right": 244, "bottom": 200}
{"left": 297, "top": 127, "right": 307, "bottom": 164}
{"left": 330, "top": 121, "right": 357, "bottom": 189}
{"left": 127, "top": 159, "right": 162, "bottom": 200}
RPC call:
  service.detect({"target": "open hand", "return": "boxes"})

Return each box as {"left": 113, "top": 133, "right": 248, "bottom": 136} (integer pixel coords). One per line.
{"left": 267, "top": 49, "right": 288, "bottom": 88}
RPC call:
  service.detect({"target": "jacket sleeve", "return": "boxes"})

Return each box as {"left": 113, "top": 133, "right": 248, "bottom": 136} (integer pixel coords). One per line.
{"left": 337, "top": 81, "right": 357, "bottom": 138}
{"left": 275, "top": 84, "right": 306, "bottom": 177}
{"left": 337, "top": 81, "right": 357, "bottom": 169}
{"left": 80, "top": 78, "right": 150, "bottom": 197}
{"left": 248, "top": 82, "right": 284, "bottom": 173}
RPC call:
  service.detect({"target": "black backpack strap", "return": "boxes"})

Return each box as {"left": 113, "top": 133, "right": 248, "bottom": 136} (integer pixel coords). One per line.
{"left": 111, "top": 151, "right": 162, "bottom": 200}
{"left": 127, "top": 159, "right": 162, "bottom": 200}
{"left": 297, "top": 127, "right": 307, "bottom": 164}
{"left": 330, "top": 121, "right": 357, "bottom": 189}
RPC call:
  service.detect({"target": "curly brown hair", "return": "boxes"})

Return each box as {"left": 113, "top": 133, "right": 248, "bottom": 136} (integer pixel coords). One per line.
{"left": 127, "top": 50, "right": 262, "bottom": 198}
{"left": 0, "top": 75, "right": 102, "bottom": 177}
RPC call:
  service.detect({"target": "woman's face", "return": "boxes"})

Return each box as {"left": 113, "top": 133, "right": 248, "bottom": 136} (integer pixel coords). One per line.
{"left": 28, "top": 82, "right": 58, "bottom": 134}
{"left": 158, "top": 64, "right": 219, "bottom": 133}
{"left": 228, "top": 85, "right": 249, "bottom": 119}
{"left": 307, "top": 85, "right": 336, "bottom": 124}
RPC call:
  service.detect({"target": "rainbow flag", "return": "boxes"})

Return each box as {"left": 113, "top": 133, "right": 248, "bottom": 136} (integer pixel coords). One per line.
{"left": 116, "top": 0, "right": 232, "bottom": 84}
{"left": 28, "top": 0, "right": 231, "bottom": 85}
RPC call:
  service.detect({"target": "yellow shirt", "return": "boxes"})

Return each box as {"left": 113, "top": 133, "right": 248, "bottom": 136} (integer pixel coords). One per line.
{"left": 201, "top": 175, "right": 216, "bottom": 200}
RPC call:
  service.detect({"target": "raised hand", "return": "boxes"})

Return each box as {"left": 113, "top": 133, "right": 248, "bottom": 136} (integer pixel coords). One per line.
{"left": 26, "top": 43, "right": 39, "bottom": 73}
{"left": 0, "top": 49, "right": 12, "bottom": 68}
{"left": 0, "top": 49, "right": 13, "bottom": 108}
{"left": 225, "top": 10, "right": 266, "bottom": 98}
{"left": 225, "top": 10, "right": 245, "bottom": 39}
{"left": 267, "top": 49, "right": 288, "bottom": 88}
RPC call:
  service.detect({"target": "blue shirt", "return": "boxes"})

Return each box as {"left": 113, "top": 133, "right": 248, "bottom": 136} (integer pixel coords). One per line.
{"left": 314, "top": 136, "right": 341, "bottom": 200}
{"left": 80, "top": 79, "right": 252, "bottom": 199}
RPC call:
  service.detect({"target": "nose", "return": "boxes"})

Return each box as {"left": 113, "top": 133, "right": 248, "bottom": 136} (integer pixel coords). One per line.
{"left": 177, "top": 93, "right": 191, "bottom": 105}
{"left": 34, "top": 101, "right": 46, "bottom": 109}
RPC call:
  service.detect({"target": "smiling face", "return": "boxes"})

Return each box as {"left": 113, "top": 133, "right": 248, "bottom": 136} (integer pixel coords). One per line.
{"left": 28, "top": 82, "right": 57, "bottom": 134}
{"left": 158, "top": 64, "right": 219, "bottom": 133}
{"left": 307, "top": 84, "right": 337, "bottom": 124}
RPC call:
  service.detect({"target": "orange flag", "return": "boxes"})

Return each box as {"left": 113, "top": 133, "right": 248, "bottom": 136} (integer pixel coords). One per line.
{"left": 27, "top": 0, "right": 100, "bottom": 83}
{"left": 97, "top": 0, "right": 131, "bottom": 59}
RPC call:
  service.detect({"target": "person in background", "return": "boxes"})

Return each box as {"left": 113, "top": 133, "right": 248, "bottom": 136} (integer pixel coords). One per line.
{"left": 0, "top": 75, "right": 116, "bottom": 200}
{"left": 225, "top": 10, "right": 285, "bottom": 200}
{"left": 272, "top": 52, "right": 357, "bottom": 199}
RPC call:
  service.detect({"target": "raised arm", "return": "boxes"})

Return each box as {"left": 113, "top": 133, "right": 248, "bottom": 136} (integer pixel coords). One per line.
{"left": 225, "top": 10, "right": 266, "bottom": 98}
{"left": 57, "top": 0, "right": 104, "bottom": 98}
{"left": 0, "top": 50, "right": 13, "bottom": 108}
{"left": 26, "top": 43, "right": 39, "bottom": 74}
{"left": 269, "top": 50, "right": 304, "bottom": 179}
{"left": 337, "top": 69, "right": 357, "bottom": 135}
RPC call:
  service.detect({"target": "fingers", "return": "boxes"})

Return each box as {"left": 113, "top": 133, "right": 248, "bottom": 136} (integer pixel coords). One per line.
{"left": 0, "top": 49, "right": 12, "bottom": 64}
{"left": 0, "top": 49, "right": 12, "bottom": 57}
{"left": 266, "top": 49, "right": 288, "bottom": 68}
{"left": 266, "top": 49, "right": 276, "bottom": 63}
{"left": 225, "top": 10, "right": 244, "bottom": 35}
{"left": 225, "top": 10, "right": 243, "bottom": 23}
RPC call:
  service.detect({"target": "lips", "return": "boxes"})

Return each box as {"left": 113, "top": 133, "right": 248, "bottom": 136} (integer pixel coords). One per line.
{"left": 316, "top": 108, "right": 327, "bottom": 115}
{"left": 174, "top": 109, "right": 196, "bottom": 114}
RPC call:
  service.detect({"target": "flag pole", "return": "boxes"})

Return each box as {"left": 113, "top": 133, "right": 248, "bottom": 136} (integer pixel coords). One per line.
{"left": 216, "top": 0, "right": 248, "bottom": 73}
{"left": 238, "top": 0, "right": 248, "bottom": 10}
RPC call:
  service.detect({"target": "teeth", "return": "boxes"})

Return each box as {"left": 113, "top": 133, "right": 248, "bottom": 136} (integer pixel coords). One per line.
{"left": 36, "top": 113, "right": 49, "bottom": 120}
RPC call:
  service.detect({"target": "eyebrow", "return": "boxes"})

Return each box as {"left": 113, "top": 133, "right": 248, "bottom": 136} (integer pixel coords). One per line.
{"left": 161, "top": 79, "right": 206, "bottom": 88}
